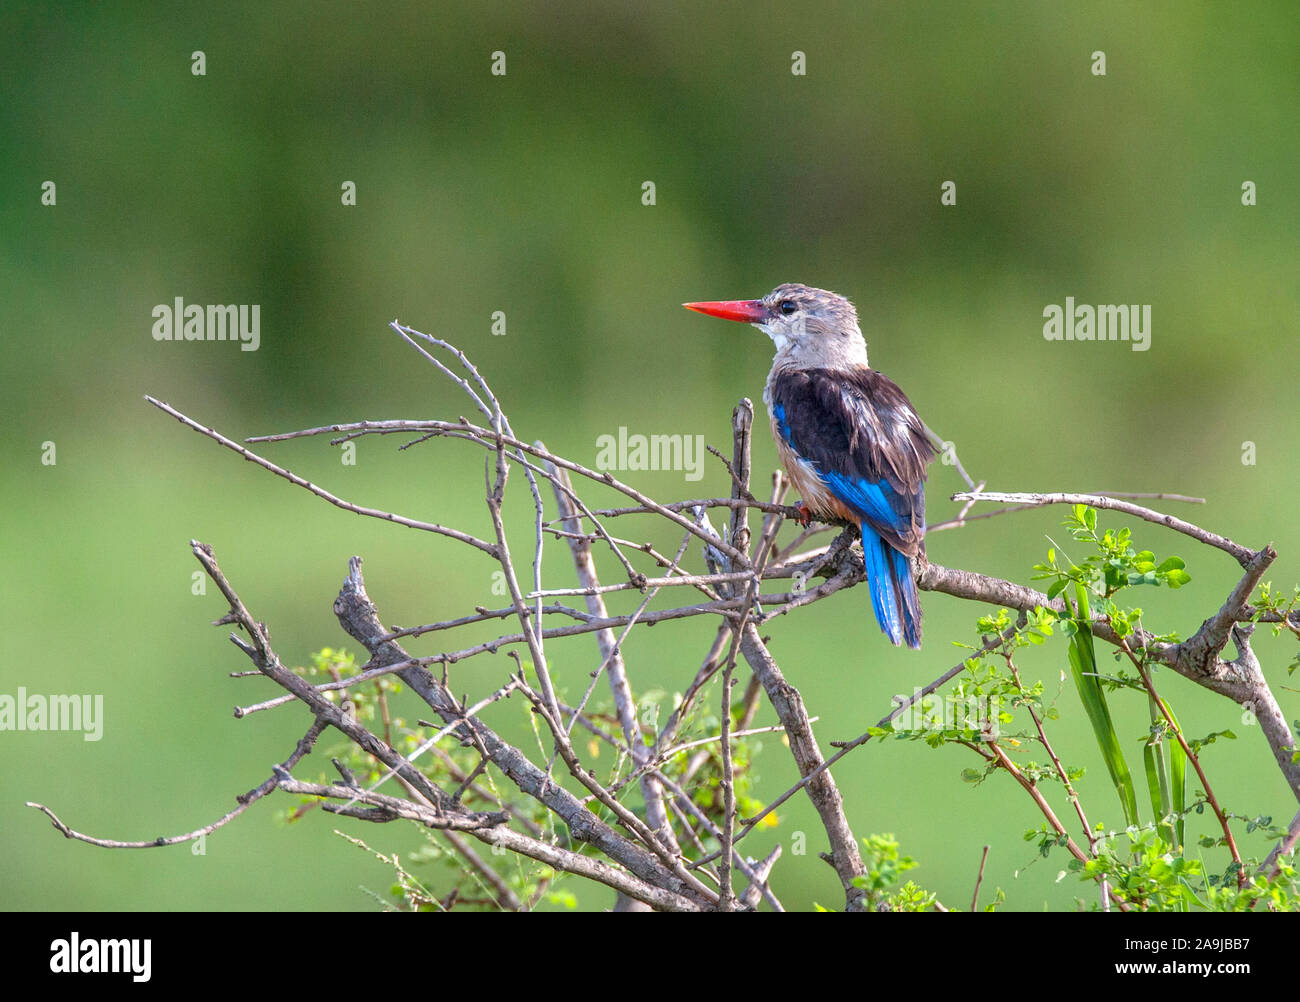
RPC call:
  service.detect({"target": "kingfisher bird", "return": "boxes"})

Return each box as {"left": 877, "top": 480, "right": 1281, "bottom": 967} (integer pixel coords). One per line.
{"left": 684, "top": 283, "right": 935, "bottom": 649}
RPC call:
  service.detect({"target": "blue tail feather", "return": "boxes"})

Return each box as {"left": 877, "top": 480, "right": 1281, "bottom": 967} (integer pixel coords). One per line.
{"left": 860, "top": 523, "right": 922, "bottom": 649}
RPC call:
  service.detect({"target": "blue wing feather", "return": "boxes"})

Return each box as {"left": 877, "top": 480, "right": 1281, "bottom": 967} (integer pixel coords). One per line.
{"left": 860, "top": 522, "right": 904, "bottom": 646}
{"left": 822, "top": 470, "right": 909, "bottom": 536}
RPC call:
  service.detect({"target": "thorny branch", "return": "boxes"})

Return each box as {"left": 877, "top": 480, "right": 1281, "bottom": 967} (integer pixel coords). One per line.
{"left": 29, "top": 327, "right": 1300, "bottom": 912}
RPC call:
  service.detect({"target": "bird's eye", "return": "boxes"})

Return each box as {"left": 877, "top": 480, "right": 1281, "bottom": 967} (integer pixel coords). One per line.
{"left": 779, "top": 300, "right": 797, "bottom": 316}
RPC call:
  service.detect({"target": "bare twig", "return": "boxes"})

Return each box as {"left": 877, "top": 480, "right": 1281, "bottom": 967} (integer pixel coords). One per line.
{"left": 146, "top": 397, "right": 498, "bottom": 557}
{"left": 950, "top": 490, "right": 1252, "bottom": 566}
{"left": 547, "top": 457, "right": 680, "bottom": 857}
{"left": 971, "top": 845, "right": 990, "bottom": 912}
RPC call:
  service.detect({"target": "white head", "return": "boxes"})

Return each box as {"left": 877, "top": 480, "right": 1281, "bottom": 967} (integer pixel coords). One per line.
{"left": 685, "top": 282, "right": 869, "bottom": 369}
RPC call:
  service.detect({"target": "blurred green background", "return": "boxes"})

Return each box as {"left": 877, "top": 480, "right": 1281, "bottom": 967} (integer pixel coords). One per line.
{"left": 3, "top": 1, "right": 1296, "bottom": 911}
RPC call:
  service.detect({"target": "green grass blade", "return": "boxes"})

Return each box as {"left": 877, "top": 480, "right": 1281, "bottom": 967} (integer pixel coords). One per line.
{"left": 1064, "top": 584, "right": 1140, "bottom": 827}
{"left": 1161, "top": 698, "right": 1188, "bottom": 853}
{"left": 1143, "top": 693, "right": 1175, "bottom": 848}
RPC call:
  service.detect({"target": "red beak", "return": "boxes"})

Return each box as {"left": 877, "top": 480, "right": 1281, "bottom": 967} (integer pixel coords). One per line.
{"left": 682, "top": 299, "right": 767, "bottom": 323}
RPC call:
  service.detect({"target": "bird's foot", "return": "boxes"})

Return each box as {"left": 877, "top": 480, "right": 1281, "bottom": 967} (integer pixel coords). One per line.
{"left": 793, "top": 501, "right": 813, "bottom": 528}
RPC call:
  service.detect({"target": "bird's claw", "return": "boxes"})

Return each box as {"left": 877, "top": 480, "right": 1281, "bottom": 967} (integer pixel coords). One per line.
{"left": 793, "top": 501, "right": 813, "bottom": 528}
